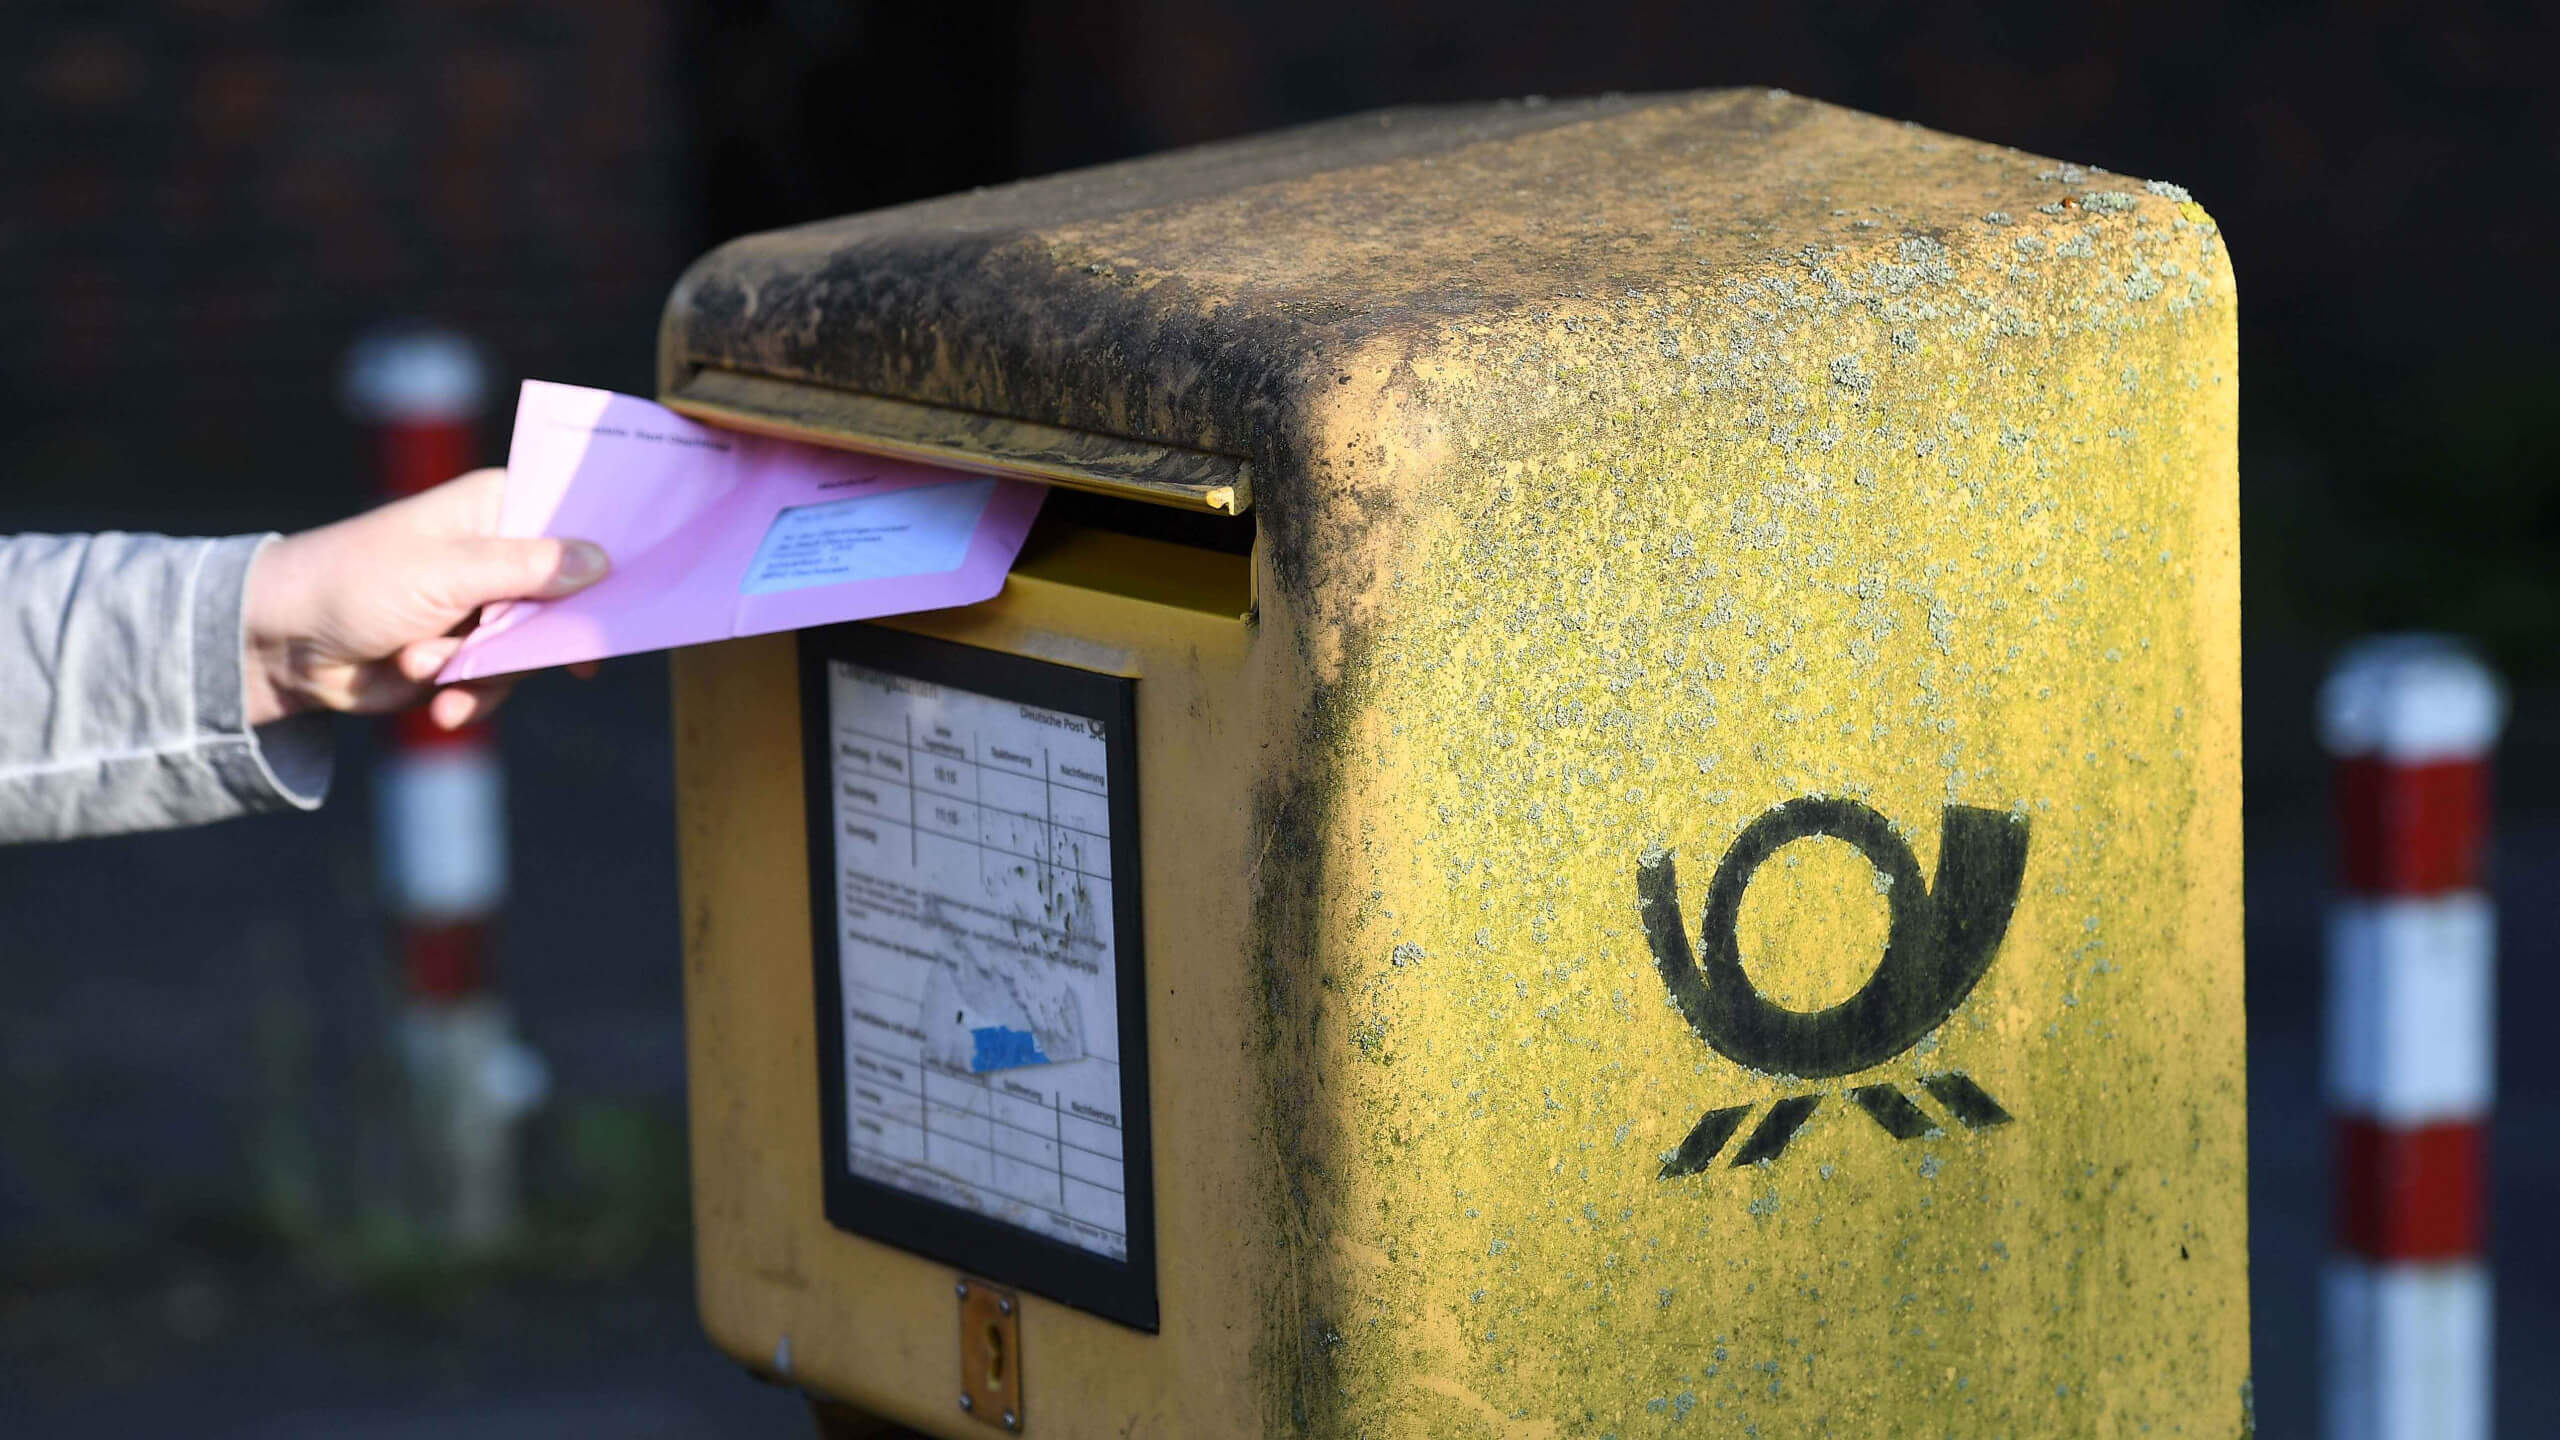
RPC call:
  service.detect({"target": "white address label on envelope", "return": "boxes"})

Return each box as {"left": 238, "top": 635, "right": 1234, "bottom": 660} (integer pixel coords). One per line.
{"left": 740, "top": 477, "right": 999, "bottom": 596}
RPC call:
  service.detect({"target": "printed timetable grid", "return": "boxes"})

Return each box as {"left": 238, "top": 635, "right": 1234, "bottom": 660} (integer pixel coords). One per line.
{"left": 827, "top": 660, "right": 1129, "bottom": 1261}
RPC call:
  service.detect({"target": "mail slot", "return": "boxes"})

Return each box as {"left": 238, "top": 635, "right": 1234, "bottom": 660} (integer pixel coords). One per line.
{"left": 662, "top": 90, "right": 2246, "bottom": 1437}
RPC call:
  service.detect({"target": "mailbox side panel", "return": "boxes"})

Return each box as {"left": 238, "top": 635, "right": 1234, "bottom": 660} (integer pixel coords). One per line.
{"left": 1279, "top": 185, "right": 2246, "bottom": 1430}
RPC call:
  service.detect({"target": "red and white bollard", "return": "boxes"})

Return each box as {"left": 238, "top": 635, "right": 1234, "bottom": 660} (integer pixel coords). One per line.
{"left": 2320, "top": 635, "right": 2505, "bottom": 1440}
{"left": 342, "top": 328, "right": 548, "bottom": 1253}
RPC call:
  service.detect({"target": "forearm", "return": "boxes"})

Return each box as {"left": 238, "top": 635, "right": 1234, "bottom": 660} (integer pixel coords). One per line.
{"left": 0, "top": 532, "right": 332, "bottom": 843}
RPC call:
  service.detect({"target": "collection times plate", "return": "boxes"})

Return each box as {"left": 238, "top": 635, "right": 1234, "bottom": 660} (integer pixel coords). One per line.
{"left": 800, "top": 626, "right": 1158, "bottom": 1330}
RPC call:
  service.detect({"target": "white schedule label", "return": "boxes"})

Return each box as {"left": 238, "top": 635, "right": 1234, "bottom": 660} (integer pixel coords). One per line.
{"left": 826, "top": 659, "right": 1129, "bottom": 1260}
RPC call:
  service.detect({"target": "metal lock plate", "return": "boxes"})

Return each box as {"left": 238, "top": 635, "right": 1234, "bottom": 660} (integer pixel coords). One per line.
{"left": 956, "top": 1278, "right": 1021, "bottom": 1432}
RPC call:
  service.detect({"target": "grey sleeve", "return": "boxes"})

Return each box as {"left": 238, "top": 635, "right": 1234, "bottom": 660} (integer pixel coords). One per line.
{"left": 0, "top": 532, "right": 333, "bottom": 844}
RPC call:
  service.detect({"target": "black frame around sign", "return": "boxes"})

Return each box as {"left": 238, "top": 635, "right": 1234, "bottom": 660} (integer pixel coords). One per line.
{"left": 798, "top": 623, "right": 1159, "bottom": 1333}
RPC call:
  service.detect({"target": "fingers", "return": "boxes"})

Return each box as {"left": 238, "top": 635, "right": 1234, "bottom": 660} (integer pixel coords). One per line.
{"left": 362, "top": 652, "right": 571, "bottom": 728}
{"left": 395, "top": 636, "right": 467, "bottom": 684}
{"left": 436, "top": 534, "right": 611, "bottom": 613}
{"left": 410, "top": 638, "right": 598, "bottom": 690}
{"left": 428, "top": 677, "right": 520, "bottom": 731}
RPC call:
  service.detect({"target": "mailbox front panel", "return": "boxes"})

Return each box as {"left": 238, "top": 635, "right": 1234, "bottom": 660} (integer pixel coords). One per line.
{"left": 675, "top": 528, "right": 1267, "bottom": 1435}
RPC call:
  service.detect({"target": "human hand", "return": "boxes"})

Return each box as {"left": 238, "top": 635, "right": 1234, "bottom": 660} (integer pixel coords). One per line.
{"left": 242, "top": 468, "right": 609, "bottom": 730}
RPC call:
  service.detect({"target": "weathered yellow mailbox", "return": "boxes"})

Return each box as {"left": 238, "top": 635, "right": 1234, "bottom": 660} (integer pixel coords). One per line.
{"left": 661, "top": 91, "right": 2244, "bottom": 1436}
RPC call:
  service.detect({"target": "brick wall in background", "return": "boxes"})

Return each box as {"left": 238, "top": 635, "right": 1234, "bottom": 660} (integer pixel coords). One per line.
{"left": 0, "top": 0, "right": 684, "bottom": 534}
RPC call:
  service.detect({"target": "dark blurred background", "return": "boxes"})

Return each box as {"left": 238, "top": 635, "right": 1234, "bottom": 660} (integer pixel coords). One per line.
{"left": 2, "top": 2, "right": 2552, "bottom": 1435}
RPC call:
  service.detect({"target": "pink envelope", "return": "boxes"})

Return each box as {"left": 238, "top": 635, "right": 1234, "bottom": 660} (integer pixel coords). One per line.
{"left": 439, "top": 381, "right": 1046, "bottom": 682}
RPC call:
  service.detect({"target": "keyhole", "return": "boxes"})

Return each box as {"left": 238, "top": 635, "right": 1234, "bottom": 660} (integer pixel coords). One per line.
{"left": 984, "top": 1321, "right": 1007, "bottom": 1386}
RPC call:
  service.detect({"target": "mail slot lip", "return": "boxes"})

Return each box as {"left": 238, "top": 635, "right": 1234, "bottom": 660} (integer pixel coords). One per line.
{"left": 662, "top": 367, "right": 1253, "bottom": 515}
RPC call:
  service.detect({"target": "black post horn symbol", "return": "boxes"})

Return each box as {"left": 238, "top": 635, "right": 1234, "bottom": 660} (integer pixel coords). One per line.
{"left": 1639, "top": 797, "right": 2031, "bottom": 1078}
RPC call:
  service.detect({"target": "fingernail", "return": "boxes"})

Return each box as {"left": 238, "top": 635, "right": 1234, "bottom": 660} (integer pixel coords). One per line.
{"left": 557, "top": 540, "right": 609, "bottom": 588}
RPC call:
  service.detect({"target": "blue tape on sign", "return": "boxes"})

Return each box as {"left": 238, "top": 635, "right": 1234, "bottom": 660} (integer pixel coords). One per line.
{"left": 969, "top": 1026, "right": 1053, "bottom": 1072}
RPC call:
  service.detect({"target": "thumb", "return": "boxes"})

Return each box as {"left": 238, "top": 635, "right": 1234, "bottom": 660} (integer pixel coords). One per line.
{"left": 433, "top": 535, "right": 611, "bottom": 613}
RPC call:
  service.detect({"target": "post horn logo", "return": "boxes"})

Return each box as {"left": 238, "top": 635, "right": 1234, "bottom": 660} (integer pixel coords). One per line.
{"left": 1638, "top": 796, "right": 2031, "bottom": 1176}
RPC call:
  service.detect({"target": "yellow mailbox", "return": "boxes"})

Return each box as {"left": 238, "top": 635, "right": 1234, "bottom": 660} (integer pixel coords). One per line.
{"left": 660, "top": 90, "right": 2245, "bottom": 1437}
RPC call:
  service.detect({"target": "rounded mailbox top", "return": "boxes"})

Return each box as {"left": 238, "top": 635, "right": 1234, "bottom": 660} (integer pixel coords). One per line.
{"left": 655, "top": 89, "right": 2216, "bottom": 524}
